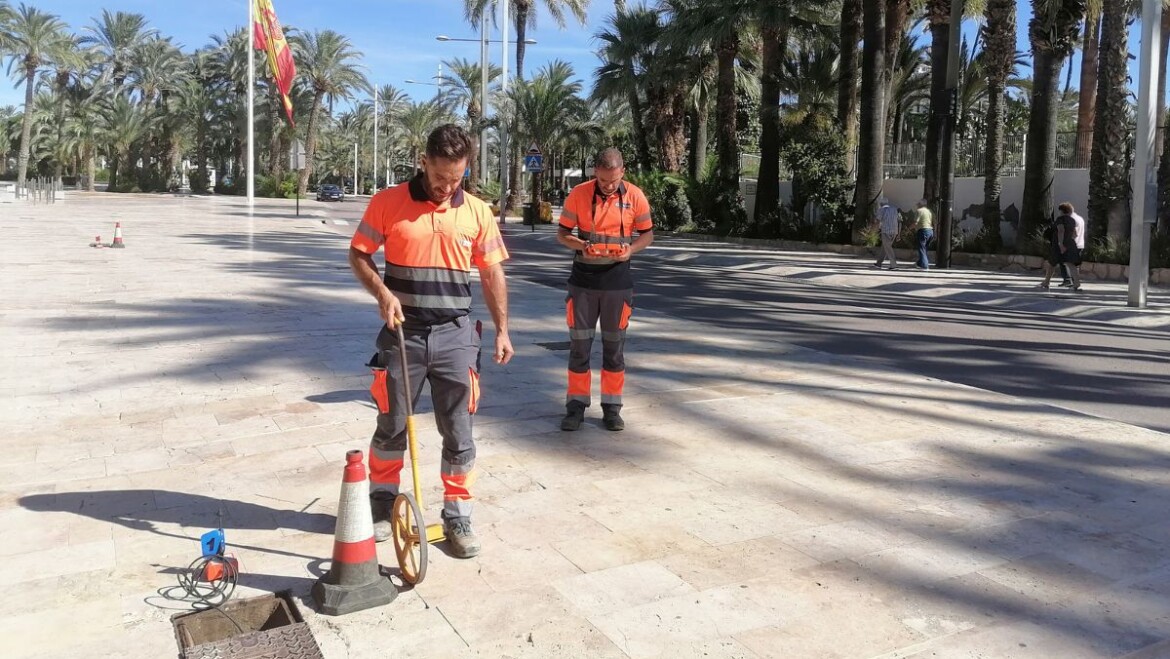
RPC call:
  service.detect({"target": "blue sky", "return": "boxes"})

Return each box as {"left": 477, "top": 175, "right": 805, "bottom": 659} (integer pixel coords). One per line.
{"left": 0, "top": 1, "right": 1153, "bottom": 110}
{"left": 0, "top": 0, "right": 602, "bottom": 107}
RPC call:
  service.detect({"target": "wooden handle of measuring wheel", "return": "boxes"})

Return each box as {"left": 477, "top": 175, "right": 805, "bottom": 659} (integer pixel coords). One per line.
{"left": 395, "top": 324, "right": 425, "bottom": 505}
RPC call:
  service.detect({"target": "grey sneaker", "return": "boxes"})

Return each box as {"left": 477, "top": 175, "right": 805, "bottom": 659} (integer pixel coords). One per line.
{"left": 371, "top": 496, "right": 393, "bottom": 543}
{"left": 602, "top": 404, "right": 625, "bottom": 431}
{"left": 560, "top": 401, "right": 586, "bottom": 431}
{"left": 444, "top": 517, "right": 481, "bottom": 558}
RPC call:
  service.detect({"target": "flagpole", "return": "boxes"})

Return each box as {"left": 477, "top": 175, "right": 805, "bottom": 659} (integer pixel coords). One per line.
{"left": 246, "top": 0, "right": 255, "bottom": 206}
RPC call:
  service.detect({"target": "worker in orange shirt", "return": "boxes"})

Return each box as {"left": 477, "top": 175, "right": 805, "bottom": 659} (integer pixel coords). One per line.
{"left": 556, "top": 148, "right": 654, "bottom": 431}
{"left": 348, "top": 124, "right": 514, "bottom": 558}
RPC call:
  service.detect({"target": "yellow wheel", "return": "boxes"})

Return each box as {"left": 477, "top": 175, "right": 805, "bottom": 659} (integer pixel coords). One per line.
{"left": 392, "top": 493, "right": 428, "bottom": 584}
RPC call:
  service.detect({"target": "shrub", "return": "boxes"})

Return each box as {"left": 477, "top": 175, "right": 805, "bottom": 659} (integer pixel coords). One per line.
{"left": 779, "top": 126, "right": 853, "bottom": 238}
{"left": 188, "top": 169, "right": 210, "bottom": 194}
{"left": 626, "top": 170, "right": 693, "bottom": 232}
{"left": 1082, "top": 235, "right": 1130, "bottom": 265}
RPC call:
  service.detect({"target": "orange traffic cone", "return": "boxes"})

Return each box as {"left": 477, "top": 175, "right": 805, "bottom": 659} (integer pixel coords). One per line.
{"left": 312, "top": 450, "right": 397, "bottom": 616}
{"left": 89, "top": 235, "right": 104, "bottom": 248}
{"left": 110, "top": 222, "right": 125, "bottom": 248}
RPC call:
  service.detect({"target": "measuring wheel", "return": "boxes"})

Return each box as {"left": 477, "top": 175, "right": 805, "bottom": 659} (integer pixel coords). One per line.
{"left": 391, "top": 492, "right": 428, "bottom": 584}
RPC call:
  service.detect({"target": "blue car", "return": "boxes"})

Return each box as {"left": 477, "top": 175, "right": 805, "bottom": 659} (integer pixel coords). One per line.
{"left": 316, "top": 184, "right": 344, "bottom": 202}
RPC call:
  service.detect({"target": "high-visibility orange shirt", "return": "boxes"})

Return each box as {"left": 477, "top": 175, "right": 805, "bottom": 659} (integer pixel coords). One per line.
{"left": 558, "top": 180, "right": 653, "bottom": 290}
{"left": 351, "top": 176, "right": 508, "bottom": 325}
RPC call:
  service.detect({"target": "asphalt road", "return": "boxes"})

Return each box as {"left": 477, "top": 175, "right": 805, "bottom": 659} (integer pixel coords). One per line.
{"left": 320, "top": 201, "right": 1170, "bottom": 434}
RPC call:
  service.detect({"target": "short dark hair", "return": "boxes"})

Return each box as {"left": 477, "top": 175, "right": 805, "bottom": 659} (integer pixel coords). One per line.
{"left": 1057, "top": 202, "right": 1074, "bottom": 214}
{"left": 426, "top": 124, "right": 474, "bottom": 162}
{"left": 594, "top": 148, "right": 624, "bottom": 170}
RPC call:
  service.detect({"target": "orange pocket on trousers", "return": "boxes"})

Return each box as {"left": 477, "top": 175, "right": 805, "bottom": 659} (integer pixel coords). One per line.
{"left": 468, "top": 367, "right": 481, "bottom": 414}
{"left": 370, "top": 369, "right": 390, "bottom": 413}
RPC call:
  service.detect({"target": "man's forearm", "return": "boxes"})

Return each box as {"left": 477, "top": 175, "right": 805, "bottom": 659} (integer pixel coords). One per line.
{"left": 479, "top": 263, "right": 509, "bottom": 333}
{"left": 349, "top": 247, "right": 389, "bottom": 302}
{"left": 557, "top": 229, "right": 587, "bottom": 252}
{"left": 630, "top": 230, "right": 654, "bottom": 254}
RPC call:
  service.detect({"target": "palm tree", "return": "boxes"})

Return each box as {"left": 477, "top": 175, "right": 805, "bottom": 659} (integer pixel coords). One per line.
{"left": 103, "top": 95, "right": 150, "bottom": 191}
{"left": 439, "top": 57, "right": 501, "bottom": 192}
{"left": 4, "top": 4, "right": 67, "bottom": 188}
{"left": 397, "top": 100, "right": 448, "bottom": 175}
{"left": 508, "top": 60, "right": 586, "bottom": 203}
{"left": 463, "top": 0, "right": 588, "bottom": 80}
{"left": 980, "top": 0, "right": 1016, "bottom": 249}
{"left": 42, "top": 34, "right": 89, "bottom": 185}
{"left": 1072, "top": 0, "right": 1102, "bottom": 167}
{"left": 593, "top": 6, "right": 657, "bottom": 171}
{"left": 923, "top": 0, "right": 951, "bottom": 205}
{"left": 1087, "top": 0, "right": 1131, "bottom": 240}
{"left": 854, "top": 0, "right": 887, "bottom": 233}
{"left": 81, "top": 9, "right": 158, "bottom": 87}
{"left": 290, "top": 29, "right": 370, "bottom": 196}
{"left": 837, "top": 0, "right": 862, "bottom": 175}
{"left": 1021, "top": 0, "right": 1087, "bottom": 236}
{"left": 668, "top": 0, "right": 754, "bottom": 225}
{"left": 757, "top": 1, "right": 836, "bottom": 222}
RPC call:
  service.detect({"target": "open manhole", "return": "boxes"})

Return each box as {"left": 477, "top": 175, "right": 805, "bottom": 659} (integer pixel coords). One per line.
{"left": 172, "top": 591, "right": 324, "bottom": 659}
{"left": 535, "top": 341, "right": 572, "bottom": 351}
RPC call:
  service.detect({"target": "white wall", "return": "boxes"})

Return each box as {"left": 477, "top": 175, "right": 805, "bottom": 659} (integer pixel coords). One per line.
{"left": 879, "top": 170, "right": 1091, "bottom": 246}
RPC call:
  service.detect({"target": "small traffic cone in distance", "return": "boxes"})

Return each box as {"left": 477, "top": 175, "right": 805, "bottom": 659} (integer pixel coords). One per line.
{"left": 312, "top": 450, "right": 397, "bottom": 616}
{"left": 89, "top": 235, "right": 104, "bottom": 248}
{"left": 110, "top": 222, "right": 125, "bottom": 248}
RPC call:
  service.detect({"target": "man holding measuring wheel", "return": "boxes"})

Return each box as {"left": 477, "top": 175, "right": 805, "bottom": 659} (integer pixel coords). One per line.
{"left": 556, "top": 148, "right": 654, "bottom": 432}
{"left": 348, "top": 124, "right": 513, "bottom": 559}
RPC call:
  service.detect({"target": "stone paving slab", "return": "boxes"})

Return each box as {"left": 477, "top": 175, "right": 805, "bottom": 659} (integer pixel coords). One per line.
{"left": 2, "top": 194, "right": 1170, "bottom": 657}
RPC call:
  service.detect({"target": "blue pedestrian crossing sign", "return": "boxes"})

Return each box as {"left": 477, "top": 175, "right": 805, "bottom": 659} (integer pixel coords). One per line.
{"left": 524, "top": 144, "right": 543, "bottom": 173}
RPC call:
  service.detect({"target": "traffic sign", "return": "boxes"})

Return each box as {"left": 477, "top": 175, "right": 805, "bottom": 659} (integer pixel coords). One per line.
{"left": 524, "top": 153, "right": 544, "bottom": 173}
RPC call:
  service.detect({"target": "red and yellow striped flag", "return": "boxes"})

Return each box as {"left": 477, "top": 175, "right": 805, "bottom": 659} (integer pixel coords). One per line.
{"left": 253, "top": 0, "right": 296, "bottom": 125}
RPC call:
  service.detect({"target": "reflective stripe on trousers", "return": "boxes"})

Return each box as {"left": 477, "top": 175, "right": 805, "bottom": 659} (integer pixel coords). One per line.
{"left": 565, "top": 284, "right": 633, "bottom": 407}
{"left": 367, "top": 317, "right": 482, "bottom": 520}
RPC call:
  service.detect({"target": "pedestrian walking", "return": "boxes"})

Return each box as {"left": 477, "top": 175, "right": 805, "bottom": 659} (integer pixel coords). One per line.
{"left": 1058, "top": 202, "right": 1086, "bottom": 287}
{"left": 873, "top": 198, "right": 901, "bottom": 270}
{"left": 348, "top": 124, "right": 514, "bottom": 558}
{"left": 914, "top": 199, "right": 934, "bottom": 270}
{"left": 556, "top": 148, "right": 655, "bottom": 432}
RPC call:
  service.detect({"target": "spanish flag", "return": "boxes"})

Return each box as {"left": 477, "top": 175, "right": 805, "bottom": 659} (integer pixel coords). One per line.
{"left": 253, "top": 0, "right": 296, "bottom": 125}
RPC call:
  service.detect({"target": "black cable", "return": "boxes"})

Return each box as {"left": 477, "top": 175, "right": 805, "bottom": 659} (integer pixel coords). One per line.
{"left": 165, "top": 554, "right": 244, "bottom": 634}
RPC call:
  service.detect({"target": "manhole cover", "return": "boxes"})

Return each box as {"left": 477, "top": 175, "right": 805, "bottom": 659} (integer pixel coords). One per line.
{"left": 535, "top": 341, "right": 571, "bottom": 351}
{"left": 173, "top": 591, "right": 324, "bottom": 659}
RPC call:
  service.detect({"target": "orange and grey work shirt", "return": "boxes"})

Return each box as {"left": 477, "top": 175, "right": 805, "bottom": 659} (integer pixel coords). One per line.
{"left": 351, "top": 175, "right": 508, "bottom": 326}
{"left": 558, "top": 180, "right": 653, "bottom": 290}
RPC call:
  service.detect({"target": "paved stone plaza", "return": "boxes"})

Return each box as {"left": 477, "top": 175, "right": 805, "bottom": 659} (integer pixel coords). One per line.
{"left": 2, "top": 193, "right": 1170, "bottom": 658}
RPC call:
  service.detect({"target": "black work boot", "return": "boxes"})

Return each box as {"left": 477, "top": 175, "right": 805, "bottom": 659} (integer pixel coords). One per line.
{"left": 602, "top": 404, "right": 625, "bottom": 431}
{"left": 560, "top": 401, "right": 586, "bottom": 431}
{"left": 444, "top": 516, "right": 481, "bottom": 558}
{"left": 371, "top": 496, "right": 394, "bottom": 543}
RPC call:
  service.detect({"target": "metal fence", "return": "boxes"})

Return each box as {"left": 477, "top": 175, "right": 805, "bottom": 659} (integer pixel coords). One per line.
{"left": 883, "top": 129, "right": 1147, "bottom": 179}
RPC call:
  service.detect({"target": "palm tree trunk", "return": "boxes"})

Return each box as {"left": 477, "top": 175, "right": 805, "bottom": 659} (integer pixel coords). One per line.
{"left": 715, "top": 36, "right": 742, "bottom": 221}
{"left": 109, "top": 152, "right": 120, "bottom": 192}
{"left": 855, "top": 0, "right": 887, "bottom": 233}
{"left": 268, "top": 85, "right": 284, "bottom": 182}
{"left": 981, "top": 0, "right": 1015, "bottom": 251}
{"left": 838, "top": 0, "right": 862, "bottom": 176}
{"left": 924, "top": 0, "right": 951, "bottom": 205}
{"left": 656, "top": 90, "right": 687, "bottom": 173}
{"left": 297, "top": 92, "right": 325, "bottom": 197}
{"left": 17, "top": 67, "right": 37, "bottom": 189}
{"left": 1073, "top": 12, "right": 1100, "bottom": 168}
{"left": 468, "top": 105, "right": 480, "bottom": 193}
{"left": 86, "top": 147, "right": 96, "bottom": 192}
{"left": 756, "top": 24, "right": 788, "bottom": 222}
{"left": 629, "top": 90, "right": 652, "bottom": 171}
{"left": 692, "top": 85, "right": 710, "bottom": 179}
{"left": 1021, "top": 48, "right": 1063, "bottom": 236}
{"left": 1088, "top": 0, "right": 1129, "bottom": 240}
